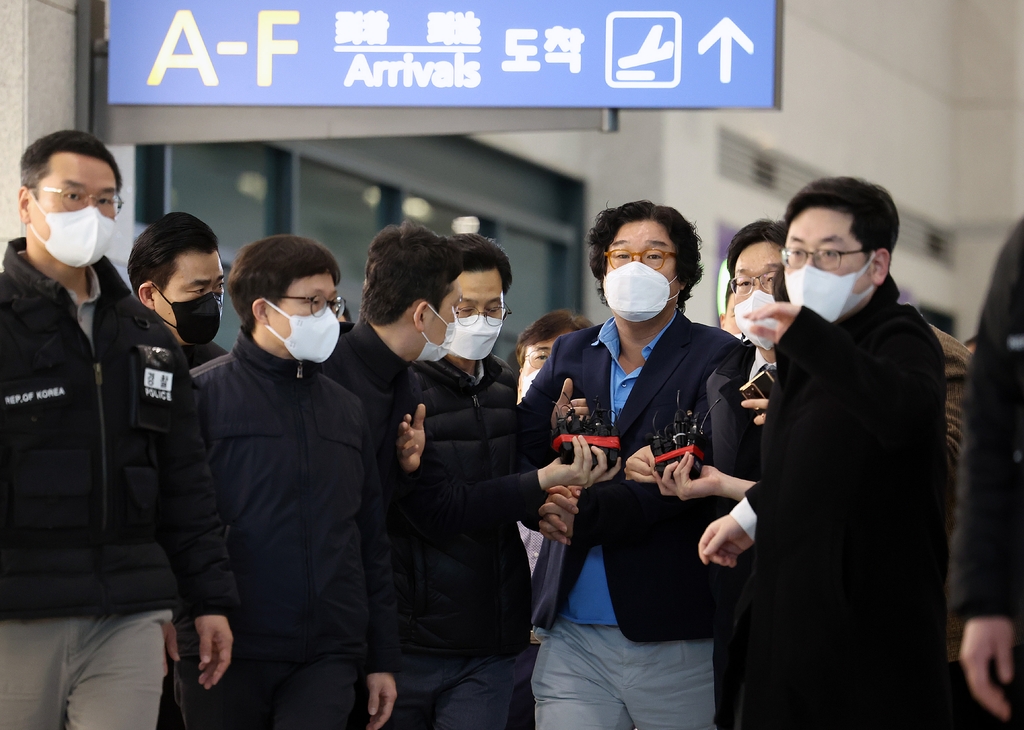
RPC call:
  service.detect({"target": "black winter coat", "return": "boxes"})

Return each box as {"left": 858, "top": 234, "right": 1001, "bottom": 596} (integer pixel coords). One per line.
{"left": 177, "top": 334, "right": 400, "bottom": 671}
{"left": 704, "top": 341, "right": 761, "bottom": 705}
{"left": 725, "top": 277, "right": 951, "bottom": 729}
{"left": 395, "top": 356, "right": 531, "bottom": 656}
{"left": 952, "top": 217, "right": 1024, "bottom": 620}
{"left": 0, "top": 240, "right": 237, "bottom": 620}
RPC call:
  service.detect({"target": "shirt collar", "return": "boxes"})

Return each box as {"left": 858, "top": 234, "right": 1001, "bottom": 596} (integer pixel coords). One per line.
{"left": 66, "top": 266, "right": 101, "bottom": 307}
{"left": 594, "top": 311, "right": 677, "bottom": 360}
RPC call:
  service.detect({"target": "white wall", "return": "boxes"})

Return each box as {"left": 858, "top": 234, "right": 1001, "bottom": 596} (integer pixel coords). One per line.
{"left": 479, "top": 0, "right": 1024, "bottom": 340}
{"left": 0, "top": 0, "right": 77, "bottom": 243}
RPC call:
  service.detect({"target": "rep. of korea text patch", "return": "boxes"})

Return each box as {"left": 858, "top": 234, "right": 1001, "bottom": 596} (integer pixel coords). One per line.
{"left": 1, "top": 378, "right": 71, "bottom": 409}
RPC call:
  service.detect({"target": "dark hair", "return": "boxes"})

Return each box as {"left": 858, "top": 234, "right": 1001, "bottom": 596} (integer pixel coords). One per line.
{"left": 228, "top": 235, "right": 340, "bottom": 335}
{"left": 128, "top": 212, "right": 219, "bottom": 295}
{"left": 515, "top": 309, "right": 593, "bottom": 367}
{"left": 21, "top": 130, "right": 123, "bottom": 192}
{"left": 726, "top": 219, "right": 786, "bottom": 277}
{"left": 360, "top": 221, "right": 463, "bottom": 326}
{"left": 587, "top": 200, "right": 703, "bottom": 310}
{"left": 451, "top": 233, "right": 512, "bottom": 294}
{"left": 784, "top": 177, "right": 900, "bottom": 252}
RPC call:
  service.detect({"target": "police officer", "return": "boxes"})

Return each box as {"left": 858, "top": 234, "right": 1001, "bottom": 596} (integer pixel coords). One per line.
{"left": 0, "top": 130, "right": 238, "bottom": 730}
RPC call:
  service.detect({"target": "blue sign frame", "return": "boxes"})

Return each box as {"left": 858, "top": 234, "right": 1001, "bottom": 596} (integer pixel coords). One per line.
{"left": 108, "top": 1, "right": 780, "bottom": 109}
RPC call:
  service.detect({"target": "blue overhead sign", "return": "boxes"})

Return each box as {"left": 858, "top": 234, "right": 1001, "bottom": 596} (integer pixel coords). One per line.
{"left": 108, "top": 1, "right": 780, "bottom": 109}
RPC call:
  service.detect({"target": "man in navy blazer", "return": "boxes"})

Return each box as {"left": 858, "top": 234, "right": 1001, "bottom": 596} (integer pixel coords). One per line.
{"left": 518, "top": 201, "right": 738, "bottom": 730}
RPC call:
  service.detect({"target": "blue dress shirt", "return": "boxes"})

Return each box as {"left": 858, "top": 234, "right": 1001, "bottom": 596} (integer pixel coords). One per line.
{"left": 560, "top": 313, "right": 676, "bottom": 625}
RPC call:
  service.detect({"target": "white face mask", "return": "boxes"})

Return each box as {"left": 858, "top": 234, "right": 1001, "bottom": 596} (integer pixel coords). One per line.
{"left": 784, "top": 253, "right": 876, "bottom": 323}
{"left": 449, "top": 314, "right": 503, "bottom": 360}
{"left": 263, "top": 299, "right": 340, "bottom": 363}
{"left": 417, "top": 305, "right": 457, "bottom": 362}
{"left": 30, "top": 195, "right": 115, "bottom": 268}
{"left": 520, "top": 368, "right": 540, "bottom": 398}
{"left": 734, "top": 290, "right": 777, "bottom": 350}
{"left": 603, "top": 261, "right": 679, "bottom": 322}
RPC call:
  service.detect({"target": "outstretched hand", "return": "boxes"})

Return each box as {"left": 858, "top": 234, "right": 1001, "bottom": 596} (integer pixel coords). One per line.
{"left": 538, "top": 435, "right": 621, "bottom": 490}
{"left": 697, "top": 515, "right": 754, "bottom": 568}
{"left": 745, "top": 302, "right": 801, "bottom": 345}
{"left": 625, "top": 446, "right": 658, "bottom": 483}
{"left": 396, "top": 404, "right": 427, "bottom": 474}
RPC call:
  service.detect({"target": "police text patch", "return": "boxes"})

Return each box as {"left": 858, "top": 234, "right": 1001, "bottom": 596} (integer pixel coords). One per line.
{"left": 143, "top": 368, "right": 173, "bottom": 402}
{"left": 2, "top": 378, "right": 71, "bottom": 409}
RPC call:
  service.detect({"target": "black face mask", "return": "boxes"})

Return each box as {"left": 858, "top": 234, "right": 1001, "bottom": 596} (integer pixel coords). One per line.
{"left": 156, "top": 289, "right": 223, "bottom": 345}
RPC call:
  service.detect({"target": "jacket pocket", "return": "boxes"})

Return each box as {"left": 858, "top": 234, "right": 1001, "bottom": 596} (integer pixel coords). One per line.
{"left": 13, "top": 449, "right": 91, "bottom": 529}
{"left": 124, "top": 466, "right": 159, "bottom": 527}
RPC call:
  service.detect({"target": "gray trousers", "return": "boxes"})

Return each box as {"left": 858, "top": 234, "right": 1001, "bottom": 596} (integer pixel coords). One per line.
{"left": 0, "top": 610, "right": 171, "bottom": 730}
{"left": 532, "top": 618, "right": 715, "bottom": 730}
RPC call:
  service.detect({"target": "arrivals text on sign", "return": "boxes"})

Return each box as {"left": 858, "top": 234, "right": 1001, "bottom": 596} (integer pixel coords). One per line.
{"left": 108, "top": 1, "right": 780, "bottom": 109}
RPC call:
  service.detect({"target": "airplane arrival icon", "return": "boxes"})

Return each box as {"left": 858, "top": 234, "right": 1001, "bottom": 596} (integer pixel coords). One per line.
{"left": 605, "top": 11, "right": 682, "bottom": 89}
{"left": 616, "top": 25, "right": 674, "bottom": 81}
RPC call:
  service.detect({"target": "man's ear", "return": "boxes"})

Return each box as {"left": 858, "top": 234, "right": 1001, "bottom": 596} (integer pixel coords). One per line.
{"left": 411, "top": 300, "right": 431, "bottom": 333}
{"left": 870, "top": 248, "right": 891, "bottom": 286}
{"left": 252, "top": 298, "right": 271, "bottom": 327}
{"left": 17, "top": 187, "right": 32, "bottom": 225}
{"left": 137, "top": 282, "right": 158, "bottom": 310}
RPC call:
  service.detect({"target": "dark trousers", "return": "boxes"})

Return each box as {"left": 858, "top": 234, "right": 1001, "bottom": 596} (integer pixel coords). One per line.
{"left": 392, "top": 653, "right": 516, "bottom": 730}
{"left": 157, "top": 655, "right": 186, "bottom": 730}
{"left": 504, "top": 645, "right": 539, "bottom": 730}
{"left": 950, "top": 656, "right": 1024, "bottom": 729}
{"left": 175, "top": 655, "right": 357, "bottom": 730}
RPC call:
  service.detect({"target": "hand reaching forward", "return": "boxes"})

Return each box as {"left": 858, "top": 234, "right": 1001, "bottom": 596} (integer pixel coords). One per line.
{"left": 660, "top": 457, "right": 754, "bottom": 502}
{"left": 625, "top": 445, "right": 658, "bottom": 483}
{"left": 396, "top": 404, "right": 427, "bottom": 474}
{"left": 745, "top": 302, "right": 802, "bottom": 346}
{"left": 697, "top": 515, "right": 754, "bottom": 568}
{"left": 538, "top": 435, "right": 621, "bottom": 490}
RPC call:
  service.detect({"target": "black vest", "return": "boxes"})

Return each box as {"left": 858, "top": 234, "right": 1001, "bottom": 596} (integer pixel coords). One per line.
{"left": 0, "top": 242, "right": 180, "bottom": 548}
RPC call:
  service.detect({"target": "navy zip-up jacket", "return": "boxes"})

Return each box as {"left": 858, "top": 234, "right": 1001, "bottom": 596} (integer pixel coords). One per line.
{"left": 175, "top": 334, "right": 400, "bottom": 672}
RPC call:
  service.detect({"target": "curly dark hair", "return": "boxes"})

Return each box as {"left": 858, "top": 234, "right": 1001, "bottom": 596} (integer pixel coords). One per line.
{"left": 587, "top": 201, "right": 703, "bottom": 311}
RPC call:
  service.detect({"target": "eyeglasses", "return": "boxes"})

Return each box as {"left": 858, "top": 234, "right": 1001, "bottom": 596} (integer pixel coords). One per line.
{"left": 524, "top": 347, "right": 551, "bottom": 369}
{"left": 730, "top": 270, "right": 779, "bottom": 296}
{"left": 454, "top": 303, "right": 512, "bottom": 326}
{"left": 40, "top": 186, "right": 123, "bottom": 216}
{"left": 604, "top": 249, "right": 676, "bottom": 271}
{"left": 279, "top": 294, "right": 346, "bottom": 318}
{"left": 782, "top": 247, "right": 865, "bottom": 272}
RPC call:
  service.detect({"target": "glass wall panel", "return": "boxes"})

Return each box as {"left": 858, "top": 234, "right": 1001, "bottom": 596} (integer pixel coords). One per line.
{"left": 298, "top": 159, "right": 380, "bottom": 321}
{"left": 496, "top": 228, "right": 561, "bottom": 365}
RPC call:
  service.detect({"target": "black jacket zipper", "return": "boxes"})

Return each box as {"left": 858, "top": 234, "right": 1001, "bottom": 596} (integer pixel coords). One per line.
{"left": 94, "top": 365, "right": 108, "bottom": 531}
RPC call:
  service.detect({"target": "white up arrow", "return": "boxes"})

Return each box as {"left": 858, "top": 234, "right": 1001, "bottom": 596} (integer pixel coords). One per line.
{"left": 698, "top": 17, "right": 754, "bottom": 83}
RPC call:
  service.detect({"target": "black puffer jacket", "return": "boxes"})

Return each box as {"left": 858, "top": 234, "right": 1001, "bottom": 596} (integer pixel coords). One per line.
{"left": 952, "top": 217, "right": 1024, "bottom": 620}
{"left": 0, "top": 240, "right": 237, "bottom": 619}
{"left": 178, "top": 334, "right": 400, "bottom": 671}
{"left": 393, "top": 356, "right": 531, "bottom": 656}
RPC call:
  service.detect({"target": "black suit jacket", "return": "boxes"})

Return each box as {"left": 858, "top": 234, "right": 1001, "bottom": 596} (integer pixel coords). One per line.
{"left": 518, "top": 313, "right": 739, "bottom": 642}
